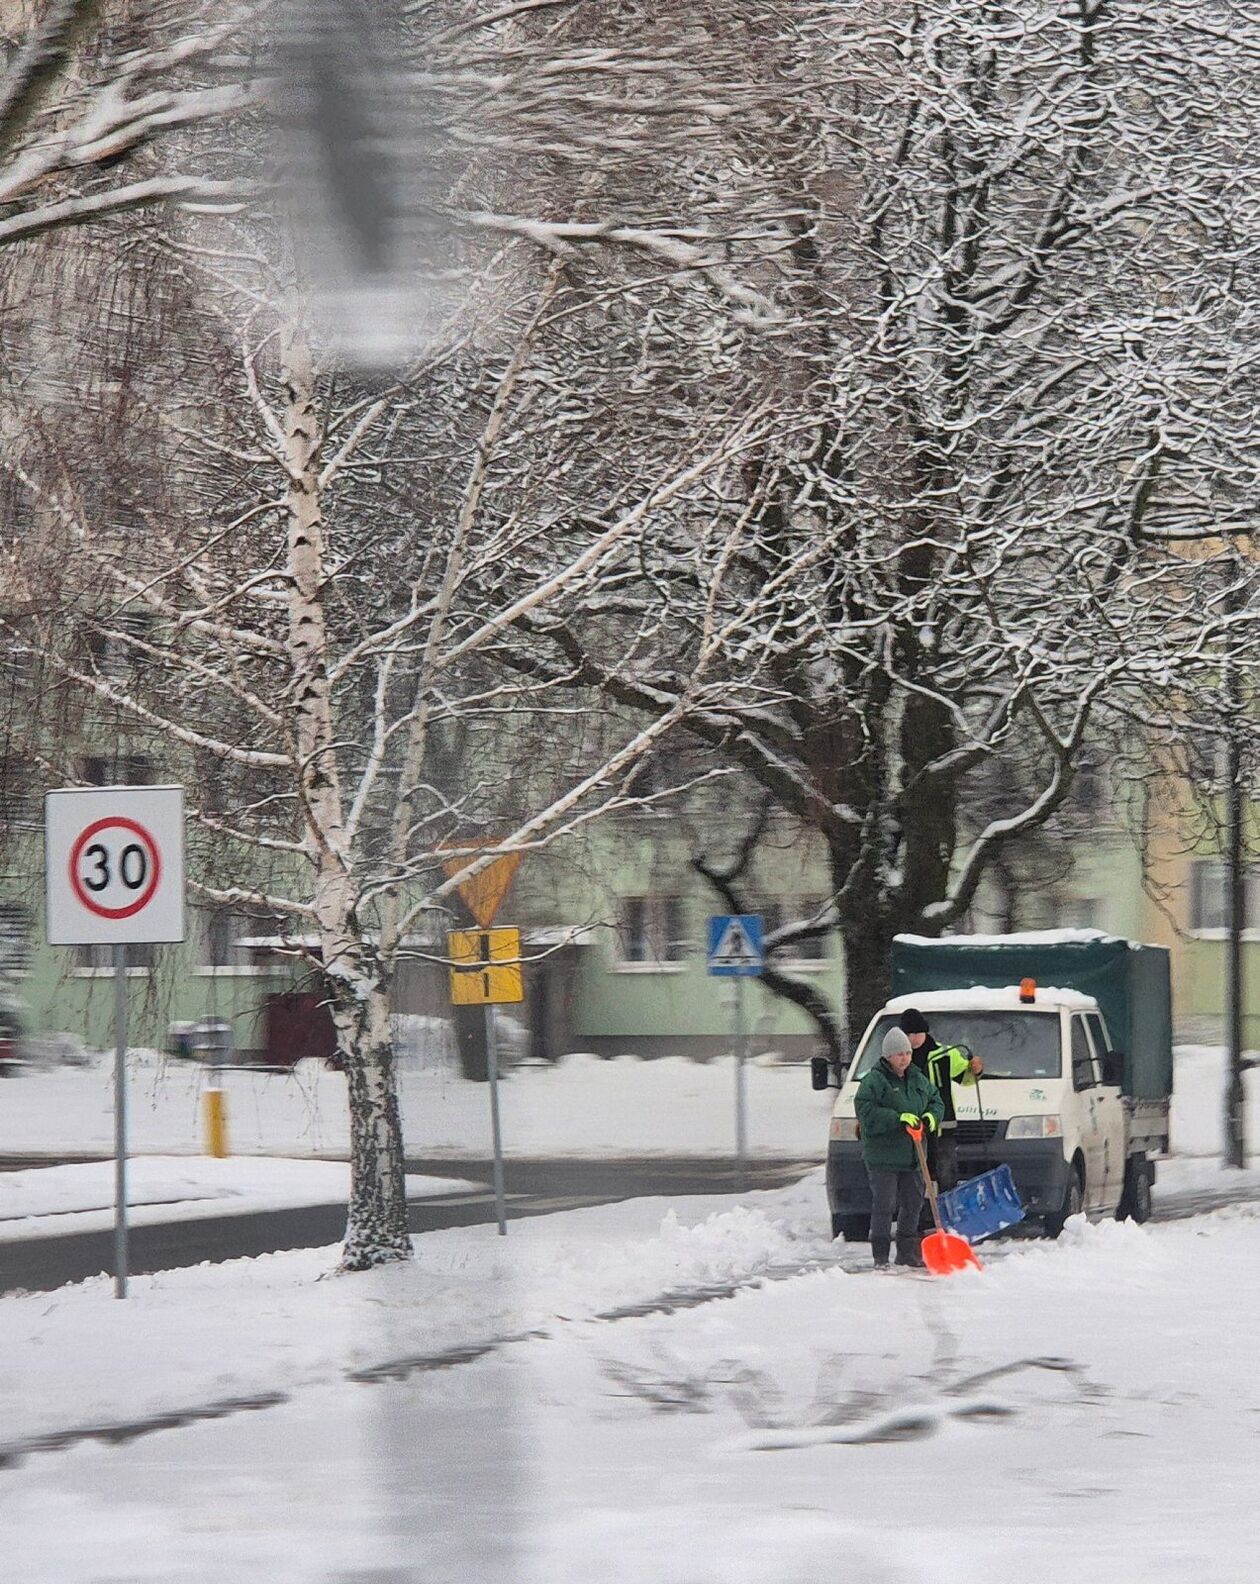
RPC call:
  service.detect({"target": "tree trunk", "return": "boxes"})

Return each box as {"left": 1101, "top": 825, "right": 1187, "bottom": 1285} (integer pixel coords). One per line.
{"left": 334, "top": 974, "right": 411, "bottom": 1271}
{"left": 280, "top": 318, "right": 410, "bottom": 1269}
{"left": 760, "top": 961, "right": 846, "bottom": 1066}
{"left": 837, "top": 908, "right": 898, "bottom": 1054}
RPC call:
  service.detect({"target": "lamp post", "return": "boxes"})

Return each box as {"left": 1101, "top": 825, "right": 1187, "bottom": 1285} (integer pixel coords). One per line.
{"left": 1223, "top": 564, "right": 1246, "bottom": 1170}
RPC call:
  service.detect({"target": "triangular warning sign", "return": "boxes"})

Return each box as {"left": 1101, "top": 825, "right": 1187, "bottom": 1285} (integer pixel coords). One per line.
{"left": 711, "top": 917, "right": 761, "bottom": 968}
{"left": 441, "top": 846, "right": 523, "bottom": 928}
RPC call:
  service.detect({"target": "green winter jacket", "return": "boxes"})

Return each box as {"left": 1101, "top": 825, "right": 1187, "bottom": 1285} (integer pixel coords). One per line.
{"left": 854, "top": 1059, "right": 945, "bottom": 1172}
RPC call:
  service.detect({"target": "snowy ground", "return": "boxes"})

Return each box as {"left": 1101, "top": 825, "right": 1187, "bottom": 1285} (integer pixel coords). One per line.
{"left": 1, "top": 1159, "right": 1258, "bottom": 1583}
{"left": 0, "top": 1041, "right": 1255, "bottom": 1162}
{"left": 2, "top": 1040, "right": 1256, "bottom": 1579}
{"left": 0, "top": 1158, "right": 476, "bottom": 1242}
{"left": 0, "top": 1050, "right": 832, "bottom": 1160}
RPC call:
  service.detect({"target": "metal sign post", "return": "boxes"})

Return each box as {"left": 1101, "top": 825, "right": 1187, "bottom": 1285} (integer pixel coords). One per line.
{"left": 483, "top": 1006, "right": 508, "bottom": 1236}
{"left": 734, "top": 976, "right": 748, "bottom": 1191}
{"left": 113, "top": 942, "right": 129, "bottom": 1297}
{"left": 706, "top": 914, "right": 765, "bottom": 1191}
{"left": 449, "top": 925, "right": 524, "bottom": 1236}
{"left": 46, "top": 786, "right": 185, "bottom": 1300}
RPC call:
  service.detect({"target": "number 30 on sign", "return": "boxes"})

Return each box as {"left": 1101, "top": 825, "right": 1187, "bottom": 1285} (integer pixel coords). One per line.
{"left": 71, "top": 817, "right": 161, "bottom": 919}
{"left": 45, "top": 786, "right": 185, "bottom": 946}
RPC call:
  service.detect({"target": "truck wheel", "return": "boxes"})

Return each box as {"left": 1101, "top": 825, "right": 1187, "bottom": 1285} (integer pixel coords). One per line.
{"left": 1117, "top": 1157, "right": 1153, "bottom": 1224}
{"left": 833, "top": 1213, "right": 870, "bottom": 1242}
{"left": 1043, "top": 1164, "right": 1085, "bottom": 1239}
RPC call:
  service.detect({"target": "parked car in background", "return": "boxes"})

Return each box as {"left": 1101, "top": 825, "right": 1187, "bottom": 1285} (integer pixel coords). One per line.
{"left": 0, "top": 991, "right": 30, "bottom": 1076}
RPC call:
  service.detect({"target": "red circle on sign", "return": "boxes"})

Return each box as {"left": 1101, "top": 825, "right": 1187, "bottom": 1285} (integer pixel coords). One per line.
{"left": 68, "top": 817, "right": 162, "bottom": 920}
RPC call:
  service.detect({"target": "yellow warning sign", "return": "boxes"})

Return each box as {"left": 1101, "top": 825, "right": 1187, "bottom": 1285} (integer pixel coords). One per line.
{"left": 448, "top": 927, "right": 524, "bottom": 1006}
{"left": 441, "top": 848, "right": 523, "bottom": 929}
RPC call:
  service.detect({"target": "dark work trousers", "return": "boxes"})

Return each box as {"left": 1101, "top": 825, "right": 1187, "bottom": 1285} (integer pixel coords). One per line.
{"left": 919, "top": 1130, "right": 960, "bottom": 1230}
{"left": 929, "top": 1129, "right": 960, "bottom": 1192}
{"left": 867, "top": 1166, "right": 925, "bottom": 1264}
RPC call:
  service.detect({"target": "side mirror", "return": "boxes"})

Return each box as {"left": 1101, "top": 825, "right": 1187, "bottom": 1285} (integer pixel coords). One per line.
{"left": 810, "top": 1056, "right": 831, "bottom": 1092}
{"left": 1103, "top": 1050, "right": 1124, "bottom": 1088}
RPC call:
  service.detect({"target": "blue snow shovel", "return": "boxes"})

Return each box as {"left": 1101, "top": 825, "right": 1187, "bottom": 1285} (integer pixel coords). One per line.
{"left": 937, "top": 1077, "right": 1026, "bottom": 1244}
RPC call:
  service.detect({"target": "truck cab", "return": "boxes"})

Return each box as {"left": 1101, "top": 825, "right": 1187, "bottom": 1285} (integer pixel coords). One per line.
{"left": 825, "top": 983, "right": 1155, "bottom": 1240}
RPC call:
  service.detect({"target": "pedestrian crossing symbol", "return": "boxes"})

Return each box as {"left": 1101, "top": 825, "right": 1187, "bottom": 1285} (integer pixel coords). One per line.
{"left": 706, "top": 914, "right": 765, "bottom": 977}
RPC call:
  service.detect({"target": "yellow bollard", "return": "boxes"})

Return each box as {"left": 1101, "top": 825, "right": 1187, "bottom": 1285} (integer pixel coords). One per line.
{"left": 203, "top": 1086, "right": 228, "bottom": 1158}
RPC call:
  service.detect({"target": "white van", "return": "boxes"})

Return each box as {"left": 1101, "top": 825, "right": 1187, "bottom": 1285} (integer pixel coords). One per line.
{"left": 823, "top": 984, "right": 1164, "bottom": 1240}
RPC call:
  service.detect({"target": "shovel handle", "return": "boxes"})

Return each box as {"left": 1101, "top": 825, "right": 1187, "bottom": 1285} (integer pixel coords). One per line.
{"left": 909, "top": 1123, "right": 945, "bottom": 1235}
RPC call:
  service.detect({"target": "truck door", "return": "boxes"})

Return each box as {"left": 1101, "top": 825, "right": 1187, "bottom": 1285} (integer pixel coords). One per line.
{"left": 1085, "top": 1011, "right": 1127, "bottom": 1212}
{"left": 1069, "top": 1015, "right": 1106, "bottom": 1211}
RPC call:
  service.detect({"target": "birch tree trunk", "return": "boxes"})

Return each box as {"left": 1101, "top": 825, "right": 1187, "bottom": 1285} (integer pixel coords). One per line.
{"left": 280, "top": 318, "right": 410, "bottom": 1269}
{"left": 331, "top": 967, "right": 411, "bottom": 1270}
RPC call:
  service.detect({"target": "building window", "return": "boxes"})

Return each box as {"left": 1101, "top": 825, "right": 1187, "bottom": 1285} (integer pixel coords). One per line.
{"left": 0, "top": 903, "right": 32, "bottom": 975}
{"left": 1061, "top": 897, "right": 1101, "bottom": 931}
{"left": 0, "top": 756, "right": 37, "bottom": 830}
{"left": 1074, "top": 760, "right": 1104, "bottom": 816}
{"left": 80, "top": 753, "right": 153, "bottom": 787}
{"left": 85, "top": 610, "right": 155, "bottom": 681}
{"left": 617, "top": 896, "right": 686, "bottom": 964}
{"left": 761, "top": 898, "right": 830, "bottom": 961}
{"left": 76, "top": 941, "right": 154, "bottom": 971}
{"left": 1190, "top": 860, "right": 1260, "bottom": 933}
{"left": 195, "top": 905, "right": 270, "bottom": 970}
{"left": 621, "top": 750, "right": 689, "bottom": 814}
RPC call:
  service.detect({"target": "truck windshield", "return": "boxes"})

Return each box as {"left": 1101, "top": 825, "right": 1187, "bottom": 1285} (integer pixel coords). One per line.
{"left": 851, "top": 1011, "right": 1062, "bottom": 1080}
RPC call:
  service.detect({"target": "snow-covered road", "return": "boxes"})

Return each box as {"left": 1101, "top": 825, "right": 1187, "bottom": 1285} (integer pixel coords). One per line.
{"left": 0, "top": 1157, "right": 476, "bottom": 1242}
{"left": 2, "top": 1160, "right": 1257, "bottom": 1583}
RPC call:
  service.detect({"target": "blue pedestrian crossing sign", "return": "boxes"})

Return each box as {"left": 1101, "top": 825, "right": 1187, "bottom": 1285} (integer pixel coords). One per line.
{"left": 707, "top": 914, "right": 765, "bottom": 977}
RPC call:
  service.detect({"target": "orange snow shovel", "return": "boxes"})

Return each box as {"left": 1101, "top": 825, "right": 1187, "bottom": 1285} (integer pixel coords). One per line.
{"left": 908, "top": 1124, "right": 982, "bottom": 1276}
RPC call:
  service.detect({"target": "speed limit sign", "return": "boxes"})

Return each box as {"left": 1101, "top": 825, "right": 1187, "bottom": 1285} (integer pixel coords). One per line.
{"left": 45, "top": 786, "right": 185, "bottom": 944}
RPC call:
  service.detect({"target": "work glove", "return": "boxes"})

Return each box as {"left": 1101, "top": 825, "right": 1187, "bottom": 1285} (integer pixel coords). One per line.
{"left": 924, "top": 1112, "right": 940, "bottom": 1134}
{"left": 899, "top": 1112, "right": 920, "bottom": 1129}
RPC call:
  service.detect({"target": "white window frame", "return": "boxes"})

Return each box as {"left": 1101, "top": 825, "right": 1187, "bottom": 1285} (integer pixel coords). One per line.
{"left": 0, "top": 902, "right": 33, "bottom": 977}
{"left": 191, "top": 904, "right": 270, "bottom": 976}
{"left": 759, "top": 897, "right": 832, "bottom": 969}
{"left": 73, "top": 941, "right": 154, "bottom": 977}
{"left": 612, "top": 895, "right": 688, "bottom": 973}
{"left": 1188, "top": 859, "right": 1260, "bottom": 939}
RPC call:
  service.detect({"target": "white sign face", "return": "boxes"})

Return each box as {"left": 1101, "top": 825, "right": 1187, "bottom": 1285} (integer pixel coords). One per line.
{"left": 45, "top": 786, "right": 185, "bottom": 945}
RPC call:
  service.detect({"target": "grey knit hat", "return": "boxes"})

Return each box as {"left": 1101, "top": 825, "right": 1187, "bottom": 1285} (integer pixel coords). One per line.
{"left": 881, "top": 1027, "right": 913, "bottom": 1060}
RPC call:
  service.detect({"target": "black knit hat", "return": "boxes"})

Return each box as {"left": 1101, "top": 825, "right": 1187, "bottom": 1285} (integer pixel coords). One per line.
{"left": 898, "top": 1007, "right": 930, "bottom": 1037}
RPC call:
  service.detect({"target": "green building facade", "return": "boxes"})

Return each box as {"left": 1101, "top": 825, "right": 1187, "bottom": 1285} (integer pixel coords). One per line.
{"left": 0, "top": 789, "right": 1221, "bottom": 1065}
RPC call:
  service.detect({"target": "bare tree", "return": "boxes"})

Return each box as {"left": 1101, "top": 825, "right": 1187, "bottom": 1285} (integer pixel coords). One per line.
{"left": 0, "top": 1, "right": 247, "bottom": 251}
{"left": 5, "top": 0, "right": 1258, "bottom": 1259}
{"left": 465, "top": 0, "right": 1260, "bottom": 1043}
{"left": 0, "top": 195, "right": 769, "bottom": 1264}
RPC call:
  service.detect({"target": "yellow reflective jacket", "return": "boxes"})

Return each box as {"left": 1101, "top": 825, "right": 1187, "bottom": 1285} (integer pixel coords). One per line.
{"left": 917, "top": 1041, "right": 977, "bottom": 1126}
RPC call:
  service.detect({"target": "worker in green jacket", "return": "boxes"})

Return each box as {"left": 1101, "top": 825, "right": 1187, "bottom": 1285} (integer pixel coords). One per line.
{"left": 899, "top": 1007, "right": 983, "bottom": 1194}
{"left": 854, "top": 1028, "right": 945, "bottom": 1268}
